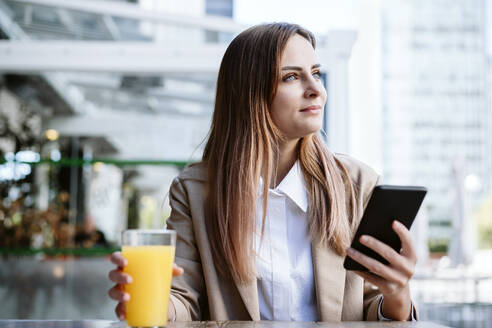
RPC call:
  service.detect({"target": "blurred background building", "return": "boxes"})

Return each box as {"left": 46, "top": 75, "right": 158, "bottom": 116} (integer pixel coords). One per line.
{"left": 0, "top": 0, "right": 491, "bottom": 327}
{"left": 381, "top": 0, "right": 490, "bottom": 266}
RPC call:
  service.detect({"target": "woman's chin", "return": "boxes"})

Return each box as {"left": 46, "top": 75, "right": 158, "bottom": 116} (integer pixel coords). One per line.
{"left": 299, "top": 125, "right": 323, "bottom": 137}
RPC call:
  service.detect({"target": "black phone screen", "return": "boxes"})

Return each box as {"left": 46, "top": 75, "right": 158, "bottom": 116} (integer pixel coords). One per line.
{"left": 343, "top": 185, "right": 427, "bottom": 271}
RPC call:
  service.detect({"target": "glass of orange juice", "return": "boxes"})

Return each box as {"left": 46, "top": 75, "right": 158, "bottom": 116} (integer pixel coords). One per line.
{"left": 122, "top": 229, "right": 176, "bottom": 327}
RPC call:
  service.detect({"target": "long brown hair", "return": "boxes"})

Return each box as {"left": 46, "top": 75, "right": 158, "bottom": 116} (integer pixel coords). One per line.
{"left": 202, "top": 23, "right": 357, "bottom": 283}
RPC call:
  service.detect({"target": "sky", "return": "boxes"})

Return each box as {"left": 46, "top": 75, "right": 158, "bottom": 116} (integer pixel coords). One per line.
{"left": 487, "top": 0, "right": 492, "bottom": 55}
{"left": 234, "top": 0, "right": 362, "bottom": 33}
{"left": 236, "top": 0, "right": 492, "bottom": 54}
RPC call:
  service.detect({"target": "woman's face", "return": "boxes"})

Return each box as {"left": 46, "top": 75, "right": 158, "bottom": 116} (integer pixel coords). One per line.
{"left": 270, "top": 34, "right": 327, "bottom": 140}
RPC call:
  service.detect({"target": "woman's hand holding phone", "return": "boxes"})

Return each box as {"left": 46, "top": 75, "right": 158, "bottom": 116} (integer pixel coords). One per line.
{"left": 346, "top": 220, "right": 416, "bottom": 321}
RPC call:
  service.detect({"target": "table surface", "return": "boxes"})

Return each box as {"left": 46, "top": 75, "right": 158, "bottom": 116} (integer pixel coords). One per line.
{"left": 0, "top": 320, "right": 452, "bottom": 328}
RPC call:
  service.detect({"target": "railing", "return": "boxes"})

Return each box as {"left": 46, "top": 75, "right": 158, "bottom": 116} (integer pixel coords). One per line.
{"left": 411, "top": 275, "right": 492, "bottom": 328}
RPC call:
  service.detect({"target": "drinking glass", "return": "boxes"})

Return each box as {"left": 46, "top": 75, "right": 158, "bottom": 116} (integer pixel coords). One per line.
{"left": 121, "top": 229, "right": 176, "bottom": 327}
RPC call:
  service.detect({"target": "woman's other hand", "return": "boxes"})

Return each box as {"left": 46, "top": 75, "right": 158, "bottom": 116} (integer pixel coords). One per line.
{"left": 107, "top": 251, "right": 184, "bottom": 321}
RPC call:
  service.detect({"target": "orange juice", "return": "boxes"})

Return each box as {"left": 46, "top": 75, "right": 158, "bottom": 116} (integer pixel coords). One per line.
{"left": 122, "top": 245, "right": 175, "bottom": 327}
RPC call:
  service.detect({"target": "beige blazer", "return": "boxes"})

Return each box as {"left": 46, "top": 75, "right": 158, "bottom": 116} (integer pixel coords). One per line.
{"left": 167, "top": 154, "right": 388, "bottom": 322}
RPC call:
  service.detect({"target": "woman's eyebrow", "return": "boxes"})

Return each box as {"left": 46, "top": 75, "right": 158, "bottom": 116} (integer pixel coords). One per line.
{"left": 281, "top": 63, "right": 322, "bottom": 71}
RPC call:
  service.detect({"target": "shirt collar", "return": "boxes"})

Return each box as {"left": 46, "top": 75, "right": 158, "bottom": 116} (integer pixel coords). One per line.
{"left": 258, "top": 161, "right": 308, "bottom": 213}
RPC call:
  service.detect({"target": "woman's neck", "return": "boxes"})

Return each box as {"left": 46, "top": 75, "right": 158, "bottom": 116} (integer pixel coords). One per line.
{"left": 271, "top": 138, "right": 299, "bottom": 188}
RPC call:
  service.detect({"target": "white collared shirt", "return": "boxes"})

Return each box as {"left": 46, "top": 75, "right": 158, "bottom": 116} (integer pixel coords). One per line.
{"left": 255, "top": 161, "right": 318, "bottom": 321}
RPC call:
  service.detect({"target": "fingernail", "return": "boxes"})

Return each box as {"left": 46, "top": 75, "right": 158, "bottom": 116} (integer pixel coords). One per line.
{"left": 126, "top": 276, "right": 132, "bottom": 284}
{"left": 360, "top": 235, "right": 368, "bottom": 243}
{"left": 123, "top": 293, "right": 130, "bottom": 301}
{"left": 119, "top": 315, "right": 124, "bottom": 321}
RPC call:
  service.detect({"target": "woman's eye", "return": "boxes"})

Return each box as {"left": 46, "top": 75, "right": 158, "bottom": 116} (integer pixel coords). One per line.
{"left": 313, "top": 71, "right": 322, "bottom": 79}
{"left": 283, "top": 74, "right": 296, "bottom": 81}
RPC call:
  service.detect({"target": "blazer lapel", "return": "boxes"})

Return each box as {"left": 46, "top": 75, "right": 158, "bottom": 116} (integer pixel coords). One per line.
{"left": 312, "top": 243, "right": 346, "bottom": 322}
{"left": 233, "top": 277, "right": 260, "bottom": 320}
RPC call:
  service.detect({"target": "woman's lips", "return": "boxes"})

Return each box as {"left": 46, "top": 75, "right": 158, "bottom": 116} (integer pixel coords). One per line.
{"left": 300, "top": 105, "right": 322, "bottom": 113}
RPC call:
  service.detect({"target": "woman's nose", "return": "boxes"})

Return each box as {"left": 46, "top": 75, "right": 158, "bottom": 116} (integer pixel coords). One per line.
{"left": 304, "top": 79, "right": 323, "bottom": 98}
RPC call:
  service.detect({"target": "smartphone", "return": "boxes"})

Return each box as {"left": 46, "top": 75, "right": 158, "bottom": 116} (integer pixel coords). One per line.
{"left": 343, "top": 185, "right": 427, "bottom": 271}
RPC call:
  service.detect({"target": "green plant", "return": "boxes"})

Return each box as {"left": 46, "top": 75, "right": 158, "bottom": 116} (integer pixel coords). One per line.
{"left": 476, "top": 195, "right": 492, "bottom": 249}
{"left": 428, "top": 238, "right": 449, "bottom": 253}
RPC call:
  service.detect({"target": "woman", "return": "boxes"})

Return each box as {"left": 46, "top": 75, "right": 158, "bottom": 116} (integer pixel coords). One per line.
{"left": 108, "top": 22, "right": 417, "bottom": 322}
